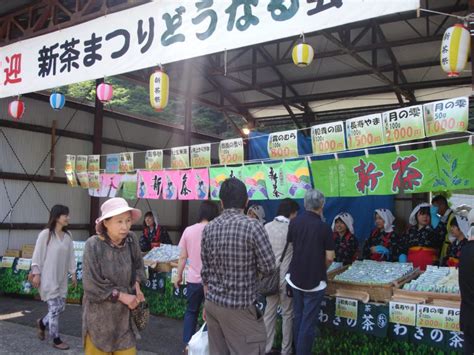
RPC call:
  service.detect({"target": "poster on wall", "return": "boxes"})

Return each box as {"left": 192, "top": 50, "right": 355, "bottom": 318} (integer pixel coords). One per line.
{"left": 311, "top": 121, "right": 346, "bottom": 155}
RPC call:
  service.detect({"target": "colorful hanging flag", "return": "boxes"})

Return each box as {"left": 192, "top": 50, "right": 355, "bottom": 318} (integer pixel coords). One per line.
{"left": 119, "top": 152, "right": 134, "bottom": 173}
{"left": 193, "top": 168, "right": 210, "bottom": 200}
{"left": 346, "top": 114, "right": 384, "bottom": 150}
{"left": 162, "top": 170, "right": 180, "bottom": 200}
{"left": 209, "top": 166, "right": 243, "bottom": 201}
{"left": 242, "top": 164, "right": 269, "bottom": 200}
{"left": 268, "top": 130, "right": 299, "bottom": 159}
{"left": 117, "top": 173, "right": 137, "bottom": 200}
{"left": 382, "top": 105, "right": 425, "bottom": 144}
{"left": 423, "top": 97, "right": 469, "bottom": 137}
{"left": 311, "top": 158, "right": 340, "bottom": 197}
{"left": 311, "top": 121, "right": 346, "bottom": 155}
{"left": 137, "top": 170, "right": 164, "bottom": 199}
{"left": 88, "top": 155, "right": 100, "bottom": 172}
{"left": 106, "top": 154, "right": 120, "bottom": 173}
{"left": 145, "top": 150, "right": 163, "bottom": 170}
{"left": 264, "top": 162, "right": 287, "bottom": 200}
{"left": 96, "top": 173, "right": 123, "bottom": 197}
{"left": 65, "top": 155, "right": 76, "bottom": 173}
{"left": 219, "top": 138, "right": 244, "bottom": 165}
{"left": 191, "top": 144, "right": 211, "bottom": 168}
{"left": 434, "top": 142, "right": 473, "bottom": 190}
{"left": 76, "top": 155, "right": 88, "bottom": 173}
{"left": 171, "top": 146, "right": 190, "bottom": 169}
{"left": 283, "top": 160, "right": 312, "bottom": 199}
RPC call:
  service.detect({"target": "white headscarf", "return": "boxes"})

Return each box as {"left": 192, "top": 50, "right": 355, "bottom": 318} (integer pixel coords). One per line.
{"left": 374, "top": 208, "right": 395, "bottom": 233}
{"left": 454, "top": 215, "right": 471, "bottom": 237}
{"left": 247, "top": 205, "right": 266, "bottom": 223}
{"left": 331, "top": 212, "right": 355, "bottom": 235}
{"left": 409, "top": 203, "right": 431, "bottom": 226}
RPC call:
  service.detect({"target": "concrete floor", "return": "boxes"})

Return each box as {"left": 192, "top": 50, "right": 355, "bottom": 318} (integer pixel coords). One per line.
{"left": 0, "top": 295, "right": 184, "bottom": 354}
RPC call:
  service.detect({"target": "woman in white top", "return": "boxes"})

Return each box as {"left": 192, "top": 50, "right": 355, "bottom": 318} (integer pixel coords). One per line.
{"left": 31, "top": 204, "right": 77, "bottom": 350}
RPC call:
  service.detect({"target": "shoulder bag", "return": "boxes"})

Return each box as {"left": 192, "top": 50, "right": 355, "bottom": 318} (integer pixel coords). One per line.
{"left": 257, "top": 241, "right": 289, "bottom": 297}
{"left": 128, "top": 238, "right": 150, "bottom": 331}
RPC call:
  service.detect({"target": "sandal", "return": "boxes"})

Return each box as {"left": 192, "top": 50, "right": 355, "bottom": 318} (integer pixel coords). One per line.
{"left": 53, "top": 341, "right": 70, "bottom": 350}
{"left": 36, "top": 318, "right": 45, "bottom": 341}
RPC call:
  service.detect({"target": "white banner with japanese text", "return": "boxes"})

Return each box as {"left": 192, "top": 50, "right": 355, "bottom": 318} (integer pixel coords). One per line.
{"left": 0, "top": 0, "right": 419, "bottom": 98}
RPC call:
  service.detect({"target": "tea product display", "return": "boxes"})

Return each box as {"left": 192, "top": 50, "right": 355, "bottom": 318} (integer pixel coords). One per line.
{"left": 327, "top": 261, "right": 344, "bottom": 273}
{"left": 402, "top": 266, "right": 459, "bottom": 294}
{"left": 334, "top": 260, "right": 414, "bottom": 285}
{"left": 143, "top": 244, "right": 181, "bottom": 264}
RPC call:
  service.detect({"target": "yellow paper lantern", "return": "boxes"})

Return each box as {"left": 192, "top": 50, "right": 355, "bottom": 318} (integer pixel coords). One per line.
{"left": 292, "top": 42, "right": 314, "bottom": 67}
{"left": 440, "top": 24, "right": 470, "bottom": 77}
{"left": 149, "top": 69, "right": 169, "bottom": 111}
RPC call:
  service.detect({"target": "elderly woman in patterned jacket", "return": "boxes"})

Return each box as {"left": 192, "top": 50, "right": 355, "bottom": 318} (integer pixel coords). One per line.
{"left": 331, "top": 212, "right": 358, "bottom": 265}
{"left": 362, "top": 209, "right": 403, "bottom": 262}
{"left": 403, "top": 203, "right": 446, "bottom": 271}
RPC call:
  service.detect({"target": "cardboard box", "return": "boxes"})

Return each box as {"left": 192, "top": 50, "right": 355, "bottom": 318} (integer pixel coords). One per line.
{"left": 4, "top": 249, "right": 21, "bottom": 258}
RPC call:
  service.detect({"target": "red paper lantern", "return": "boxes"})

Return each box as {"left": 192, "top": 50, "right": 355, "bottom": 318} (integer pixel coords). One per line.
{"left": 96, "top": 82, "right": 113, "bottom": 103}
{"left": 8, "top": 99, "right": 25, "bottom": 120}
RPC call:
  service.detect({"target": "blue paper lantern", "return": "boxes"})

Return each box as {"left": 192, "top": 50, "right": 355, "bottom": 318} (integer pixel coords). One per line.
{"left": 49, "top": 92, "right": 65, "bottom": 110}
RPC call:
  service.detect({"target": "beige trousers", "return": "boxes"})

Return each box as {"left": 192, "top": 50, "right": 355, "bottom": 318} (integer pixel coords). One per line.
{"left": 263, "top": 286, "right": 294, "bottom": 354}
{"left": 205, "top": 300, "right": 266, "bottom": 355}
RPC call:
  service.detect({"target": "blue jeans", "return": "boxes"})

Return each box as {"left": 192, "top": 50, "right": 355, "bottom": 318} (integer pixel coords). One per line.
{"left": 183, "top": 282, "right": 204, "bottom": 345}
{"left": 292, "top": 288, "right": 325, "bottom": 355}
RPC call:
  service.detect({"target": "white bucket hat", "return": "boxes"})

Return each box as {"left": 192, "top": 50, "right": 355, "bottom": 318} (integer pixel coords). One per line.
{"left": 95, "top": 197, "right": 142, "bottom": 234}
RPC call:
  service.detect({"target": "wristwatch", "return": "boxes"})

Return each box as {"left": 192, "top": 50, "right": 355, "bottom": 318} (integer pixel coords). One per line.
{"left": 110, "top": 289, "right": 120, "bottom": 303}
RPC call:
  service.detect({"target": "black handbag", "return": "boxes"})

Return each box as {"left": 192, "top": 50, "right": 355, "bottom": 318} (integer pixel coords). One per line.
{"left": 128, "top": 240, "right": 150, "bottom": 331}
{"left": 258, "top": 241, "right": 289, "bottom": 297}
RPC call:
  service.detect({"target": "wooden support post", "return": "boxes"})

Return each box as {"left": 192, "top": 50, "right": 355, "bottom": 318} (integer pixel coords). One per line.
{"left": 49, "top": 120, "right": 56, "bottom": 180}
{"left": 89, "top": 79, "right": 104, "bottom": 236}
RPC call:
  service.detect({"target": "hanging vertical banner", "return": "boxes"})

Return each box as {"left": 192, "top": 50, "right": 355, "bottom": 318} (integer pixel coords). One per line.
{"left": 137, "top": 170, "right": 164, "bottom": 199}
{"left": 423, "top": 97, "right": 469, "bottom": 137}
{"left": 65, "top": 155, "right": 76, "bottom": 173}
{"left": 267, "top": 130, "right": 299, "bottom": 159}
{"left": 117, "top": 173, "right": 137, "bottom": 200}
{"left": 76, "top": 171, "right": 89, "bottom": 189}
{"left": 283, "top": 160, "right": 312, "bottom": 198}
{"left": 95, "top": 174, "right": 123, "bottom": 197}
{"left": 209, "top": 166, "right": 243, "bottom": 201}
{"left": 88, "top": 171, "right": 100, "bottom": 189}
{"left": 171, "top": 146, "right": 190, "bottom": 169}
{"left": 190, "top": 144, "right": 211, "bottom": 168}
{"left": 242, "top": 164, "right": 269, "bottom": 200}
{"left": 119, "top": 152, "right": 134, "bottom": 173}
{"left": 87, "top": 155, "right": 100, "bottom": 172}
{"left": 145, "top": 150, "right": 163, "bottom": 170}
{"left": 345, "top": 114, "right": 384, "bottom": 150}
{"left": 311, "top": 158, "right": 340, "bottom": 197}
{"left": 264, "top": 162, "right": 288, "bottom": 200}
{"left": 65, "top": 172, "right": 78, "bottom": 187}
{"left": 434, "top": 142, "right": 473, "bottom": 190}
{"left": 76, "top": 155, "right": 88, "bottom": 173}
{"left": 219, "top": 138, "right": 244, "bottom": 165}
{"left": 194, "top": 168, "right": 210, "bottom": 200}
{"left": 311, "top": 121, "right": 346, "bottom": 155}
{"left": 105, "top": 154, "right": 120, "bottom": 173}
{"left": 178, "top": 170, "right": 196, "bottom": 200}
{"left": 382, "top": 105, "right": 425, "bottom": 144}
{"left": 163, "top": 170, "right": 180, "bottom": 200}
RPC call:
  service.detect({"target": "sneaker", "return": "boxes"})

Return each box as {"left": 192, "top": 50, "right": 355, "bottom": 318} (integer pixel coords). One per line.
{"left": 36, "top": 319, "right": 45, "bottom": 341}
{"left": 53, "top": 342, "right": 70, "bottom": 350}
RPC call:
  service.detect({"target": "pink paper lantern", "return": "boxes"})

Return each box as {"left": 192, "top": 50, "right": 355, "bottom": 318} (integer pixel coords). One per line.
{"left": 96, "top": 82, "right": 113, "bottom": 103}
{"left": 8, "top": 99, "right": 25, "bottom": 120}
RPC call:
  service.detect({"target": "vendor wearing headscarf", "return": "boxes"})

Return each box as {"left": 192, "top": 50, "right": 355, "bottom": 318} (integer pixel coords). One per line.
{"left": 443, "top": 215, "right": 470, "bottom": 267}
{"left": 247, "top": 204, "right": 266, "bottom": 224}
{"left": 331, "top": 212, "right": 358, "bottom": 265}
{"left": 139, "top": 211, "right": 172, "bottom": 252}
{"left": 403, "top": 203, "right": 446, "bottom": 270}
{"left": 362, "top": 209, "right": 401, "bottom": 262}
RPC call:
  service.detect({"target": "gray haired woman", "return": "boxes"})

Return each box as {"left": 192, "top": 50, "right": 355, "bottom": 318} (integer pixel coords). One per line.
{"left": 82, "top": 197, "right": 145, "bottom": 354}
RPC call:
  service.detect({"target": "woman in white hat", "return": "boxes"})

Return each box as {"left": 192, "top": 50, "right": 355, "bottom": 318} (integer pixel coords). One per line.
{"left": 403, "top": 203, "right": 446, "bottom": 271}
{"left": 362, "top": 209, "right": 402, "bottom": 262}
{"left": 82, "top": 197, "right": 145, "bottom": 354}
{"left": 331, "top": 212, "right": 358, "bottom": 265}
{"left": 443, "top": 214, "right": 470, "bottom": 267}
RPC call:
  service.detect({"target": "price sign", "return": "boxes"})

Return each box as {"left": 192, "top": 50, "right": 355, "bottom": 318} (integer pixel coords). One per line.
{"left": 345, "top": 114, "right": 384, "bottom": 150}
{"left": 191, "top": 144, "right": 211, "bottom": 168}
{"left": 1, "top": 256, "right": 15, "bottom": 268}
{"left": 335, "top": 297, "right": 358, "bottom": 320}
{"left": 145, "top": 150, "right": 163, "bottom": 170}
{"left": 389, "top": 301, "right": 416, "bottom": 326}
{"left": 105, "top": 154, "right": 120, "bottom": 173}
{"left": 16, "top": 258, "right": 32, "bottom": 271}
{"left": 423, "top": 97, "right": 469, "bottom": 137}
{"left": 443, "top": 307, "right": 461, "bottom": 332}
{"left": 87, "top": 155, "right": 100, "bottom": 172}
{"left": 383, "top": 105, "right": 425, "bottom": 144}
{"left": 311, "top": 121, "right": 345, "bottom": 155}
{"left": 219, "top": 138, "right": 244, "bottom": 165}
{"left": 88, "top": 171, "right": 100, "bottom": 189}
{"left": 65, "top": 155, "right": 76, "bottom": 173}
{"left": 119, "top": 152, "right": 134, "bottom": 172}
{"left": 416, "top": 304, "right": 445, "bottom": 329}
{"left": 267, "top": 129, "right": 298, "bottom": 159}
{"left": 171, "top": 146, "right": 190, "bottom": 169}
{"left": 76, "top": 155, "right": 88, "bottom": 173}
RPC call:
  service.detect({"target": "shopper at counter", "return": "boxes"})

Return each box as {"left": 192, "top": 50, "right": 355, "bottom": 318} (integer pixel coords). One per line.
{"left": 331, "top": 212, "right": 358, "bottom": 265}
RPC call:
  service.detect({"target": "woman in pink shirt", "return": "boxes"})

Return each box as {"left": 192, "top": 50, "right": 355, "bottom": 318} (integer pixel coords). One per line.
{"left": 174, "top": 201, "right": 219, "bottom": 349}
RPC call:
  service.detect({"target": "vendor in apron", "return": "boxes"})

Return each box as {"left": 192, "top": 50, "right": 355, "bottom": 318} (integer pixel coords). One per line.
{"left": 362, "top": 209, "right": 402, "bottom": 262}
{"left": 404, "top": 203, "right": 446, "bottom": 270}
{"left": 332, "top": 212, "right": 358, "bottom": 265}
{"left": 443, "top": 215, "right": 470, "bottom": 267}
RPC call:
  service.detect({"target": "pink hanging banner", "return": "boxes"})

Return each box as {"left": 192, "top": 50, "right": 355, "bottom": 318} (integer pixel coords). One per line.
{"left": 89, "top": 174, "right": 123, "bottom": 197}
{"left": 178, "top": 168, "right": 210, "bottom": 200}
{"left": 137, "top": 170, "right": 164, "bottom": 199}
{"left": 162, "top": 170, "right": 180, "bottom": 200}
